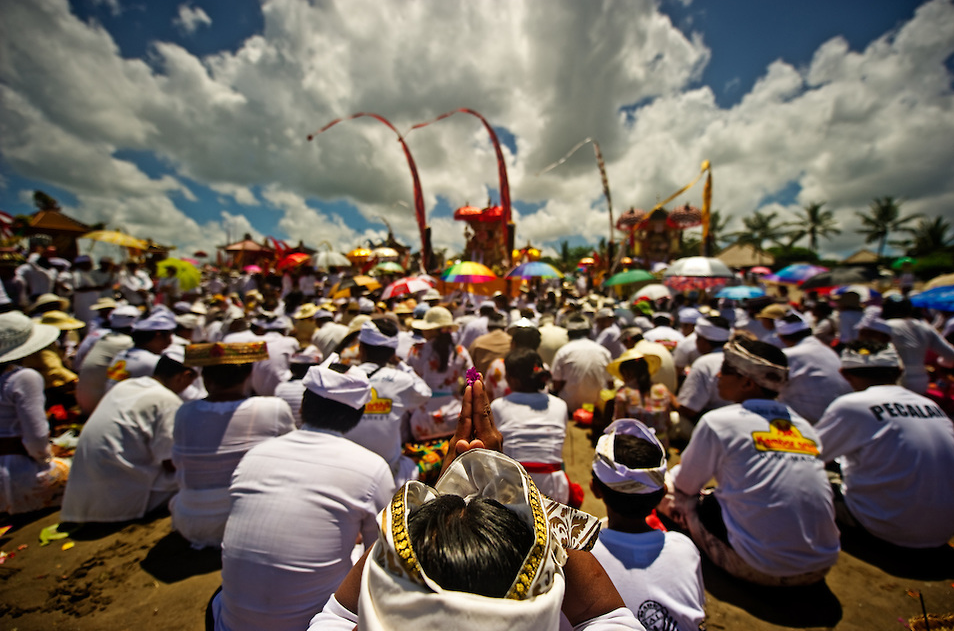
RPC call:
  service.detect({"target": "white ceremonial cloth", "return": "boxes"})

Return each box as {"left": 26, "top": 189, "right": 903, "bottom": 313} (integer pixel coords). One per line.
{"left": 273, "top": 379, "right": 306, "bottom": 427}
{"left": 676, "top": 350, "right": 730, "bottom": 415}
{"left": 538, "top": 323, "right": 570, "bottom": 367}
{"left": 816, "top": 385, "right": 954, "bottom": 547}
{"left": 312, "top": 322, "right": 349, "bottom": 359}
{"left": 60, "top": 377, "right": 181, "bottom": 522}
{"left": 170, "top": 397, "right": 295, "bottom": 547}
{"left": 590, "top": 528, "right": 705, "bottom": 631}
{"left": 345, "top": 362, "right": 431, "bottom": 476}
{"left": 215, "top": 428, "right": 394, "bottom": 631}
{"left": 492, "top": 392, "right": 569, "bottom": 502}
{"left": 76, "top": 332, "right": 133, "bottom": 415}
{"left": 674, "top": 400, "right": 840, "bottom": 577}
{"left": 551, "top": 338, "right": 612, "bottom": 414}
{"left": 672, "top": 333, "right": 700, "bottom": 374}
{"left": 642, "top": 326, "right": 685, "bottom": 351}
{"left": 250, "top": 331, "right": 299, "bottom": 396}
{"left": 779, "top": 336, "right": 853, "bottom": 424}
{"left": 886, "top": 318, "right": 954, "bottom": 394}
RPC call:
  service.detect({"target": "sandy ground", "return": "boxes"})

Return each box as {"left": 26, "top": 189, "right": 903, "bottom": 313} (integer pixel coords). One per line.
{"left": 2, "top": 421, "right": 952, "bottom": 631}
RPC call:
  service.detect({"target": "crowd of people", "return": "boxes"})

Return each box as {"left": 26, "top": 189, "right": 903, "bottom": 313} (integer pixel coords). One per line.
{"left": 1, "top": 248, "right": 954, "bottom": 630}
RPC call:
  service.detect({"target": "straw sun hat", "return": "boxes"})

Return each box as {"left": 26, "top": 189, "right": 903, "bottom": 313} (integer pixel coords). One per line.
{"left": 0, "top": 311, "right": 62, "bottom": 363}
{"left": 607, "top": 348, "right": 663, "bottom": 382}
{"left": 410, "top": 306, "right": 458, "bottom": 331}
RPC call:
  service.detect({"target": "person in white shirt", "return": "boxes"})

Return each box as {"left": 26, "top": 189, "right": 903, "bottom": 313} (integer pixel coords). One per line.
{"left": 881, "top": 296, "right": 954, "bottom": 394}
{"left": 170, "top": 342, "right": 295, "bottom": 548}
{"left": 590, "top": 419, "right": 706, "bottom": 631}
{"left": 117, "top": 260, "right": 153, "bottom": 306}
{"left": 75, "top": 305, "right": 139, "bottom": 415}
{"left": 815, "top": 340, "right": 954, "bottom": 549}
{"left": 662, "top": 337, "right": 840, "bottom": 586}
{"left": 642, "top": 313, "right": 684, "bottom": 353}
{"left": 311, "top": 309, "right": 349, "bottom": 359}
{"left": 249, "top": 314, "right": 299, "bottom": 396}
{"left": 345, "top": 318, "right": 431, "bottom": 483}
{"left": 776, "top": 311, "right": 853, "bottom": 424}
{"left": 551, "top": 314, "right": 611, "bottom": 415}
{"left": 594, "top": 308, "right": 625, "bottom": 359}
{"left": 104, "top": 309, "right": 176, "bottom": 393}
{"left": 672, "top": 308, "right": 701, "bottom": 380}
{"left": 674, "top": 316, "right": 732, "bottom": 427}
{"left": 60, "top": 354, "right": 197, "bottom": 523}
{"left": 209, "top": 358, "right": 395, "bottom": 631}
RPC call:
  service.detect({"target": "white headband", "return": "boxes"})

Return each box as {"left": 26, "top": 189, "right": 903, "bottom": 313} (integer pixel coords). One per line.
{"left": 358, "top": 320, "right": 399, "bottom": 349}
{"left": 723, "top": 338, "right": 788, "bottom": 391}
{"left": 302, "top": 354, "right": 372, "bottom": 409}
{"left": 695, "top": 317, "right": 731, "bottom": 342}
{"left": 592, "top": 419, "right": 667, "bottom": 494}
{"left": 776, "top": 312, "right": 810, "bottom": 336}
{"left": 841, "top": 342, "right": 904, "bottom": 370}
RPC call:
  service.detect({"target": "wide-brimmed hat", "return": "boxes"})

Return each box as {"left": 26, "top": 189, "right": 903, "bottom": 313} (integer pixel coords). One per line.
{"left": 27, "top": 293, "right": 69, "bottom": 315}
{"left": 91, "top": 297, "right": 118, "bottom": 311}
{"left": 293, "top": 303, "right": 320, "bottom": 320}
{"left": 184, "top": 341, "right": 269, "bottom": 367}
{"left": 607, "top": 348, "right": 662, "bottom": 381}
{"left": 422, "top": 288, "right": 442, "bottom": 302}
{"left": 755, "top": 304, "right": 788, "bottom": 320}
{"left": 0, "top": 311, "right": 62, "bottom": 363}
{"left": 34, "top": 310, "right": 85, "bottom": 331}
{"left": 410, "top": 306, "right": 457, "bottom": 331}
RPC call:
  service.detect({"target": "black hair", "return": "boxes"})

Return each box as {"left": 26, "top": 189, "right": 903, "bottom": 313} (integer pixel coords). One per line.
{"left": 486, "top": 311, "right": 507, "bottom": 330}
{"left": 618, "top": 357, "right": 652, "bottom": 394}
{"left": 202, "top": 362, "right": 254, "bottom": 389}
{"left": 360, "top": 317, "right": 399, "bottom": 365}
{"left": 652, "top": 314, "right": 672, "bottom": 327}
{"left": 840, "top": 340, "right": 904, "bottom": 384}
{"left": 433, "top": 330, "right": 456, "bottom": 372}
{"left": 504, "top": 348, "right": 549, "bottom": 392}
{"left": 697, "top": 314, "right": 730, "bottom": 347}
{"left": 777, "top": 313, "right": 812, "bottom": 343}
{"left": 736, "top": 335, "right": 787, "bottom": 367}
{"left": 407, "top": 495, "right": 534, "bottom": 598}
{"left": 153, "top": 356, "right": 193, "bottom": 381}
{"left": 510, "top": 326, "right": 541, "bottom": 350}
{"left": 131, "top": 329, "right": 167, "bottom": 347}
{"left": 881, "top": 296, "right": 913, "bottom": 320}
{"left": 300, "top": 389, "right": 366, "bottom": 432}
{"left": 592, "top": 434, "right": 666, "bottom": 519}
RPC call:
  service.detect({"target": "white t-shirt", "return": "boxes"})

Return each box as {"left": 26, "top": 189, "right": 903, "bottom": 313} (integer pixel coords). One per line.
{"left": 216, "top": 428, "right": 395, "bottom": 631}
{"left": 887, "top": 318, "right": 954, "bottom": 394}
{"left": 595, "top": 324, "right": 625, "bottom": 359}
{"left": 551, "top": 338, "right": 612, "bottom": 414}
{"left": 345, "top": 361, "right": 432, "bottom": 475}
{"left": 60, "top": 377, "right": 181, "bottom": 522}
{"left": 779, "top": 336, "right": 853, "bottom": 424}
{"left": 76, "top": 332, "right": 134, "bottom": 415}
{"left": 816, "top": 385, "right": 954, "bottom": 547}
{"left": 674, "top": 399, "right": 840, "bottom": 577}
{"left": 672, "top": 333, "right": 700, "bottom": 374}
{"left": 642, "top": 326, "right": 684, "bottom": 352}
{"left": 492, "top": 392, "right": 569, "bottom": 502}
{"left": 676, "top": 350, "right": 730, "bottom": 415}
{"left": 104, "top": 347, "right": 162, "bottom": 393}
{"left": 250, "top": 332, "right": 299, "bottom": 396}
{"left": 591, "top": 528, "right": 705, "bottom": 631}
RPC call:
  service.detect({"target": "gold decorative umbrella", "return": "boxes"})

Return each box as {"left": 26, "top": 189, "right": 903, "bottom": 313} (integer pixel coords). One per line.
{"left": 81, "top": 230, "right": 149, "bottom": 250}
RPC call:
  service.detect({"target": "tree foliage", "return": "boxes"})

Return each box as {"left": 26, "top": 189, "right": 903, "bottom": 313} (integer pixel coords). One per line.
{"left": 786, "top": 201, "right": 841, "bottom": 251}
{"left": 855, "top": 196, "right": 920, "bottom": 259}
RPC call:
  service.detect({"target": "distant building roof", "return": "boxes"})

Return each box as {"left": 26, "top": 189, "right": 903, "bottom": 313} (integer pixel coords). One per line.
{"left": 25, "top": 208, "right": 90, "bottom": 234}
{"left": 843, "top": 248, "right": 879, "bottom": 264}
{"left": 716, "top": 243, "right": 775, "bottom": 268}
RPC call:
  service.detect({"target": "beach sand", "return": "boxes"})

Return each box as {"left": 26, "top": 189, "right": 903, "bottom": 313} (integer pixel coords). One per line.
{"left": 1, "top": 421, "right": 952, "bottom": 630}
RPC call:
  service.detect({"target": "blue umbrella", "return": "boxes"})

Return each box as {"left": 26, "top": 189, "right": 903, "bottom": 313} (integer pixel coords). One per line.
{"left": 910, "top": 286, "right": 954, "bottom": 311}
{"left": 506, "top": 261, "right": 563, "bottom": 279}
{"left": 715, "top": 285, "right": 766, "bottom": 300}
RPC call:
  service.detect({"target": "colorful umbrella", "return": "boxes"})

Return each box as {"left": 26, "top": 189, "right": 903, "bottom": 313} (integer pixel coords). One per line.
{"left": 801, "top": 267, "right": 877, "bottom": 290}
{"left": 506, "top": 261, "right": 563, "bottom": 280}
{"left": 748, "top": 266, "right": 772, "bottom": 275}
{"left": 911, "top": 286, "right": 954, "bottom": 311}
{"left": 762, "top": 264, "right": 828, "bottom": 285}
{"left": 331, "top": 275, "right": 382, "bottom": 299}
{"left": 374, "top": 261, "right": 405, "bottom": 274}
{"left": 925, "top": 273, "right": 954, "bottom": 290}
{"left": 313, "top": 251, "right": 352, "bottom": 269}
{"left": 381, "top": 277, "right": 434, "bottom": 300}
{"left": 891, "top": 256, "right": 917, "bottom": 270}
{"left": 442, "top": 261, "right": 497, "bottom": 283}
{"left": 663, "top": 275, "right": 731, "bottom": 292}
{"left": 347, "top": 248, "right": 373, "bottom": 262}
{"left": 630, "top": 283, "right": 672, "bottom": 302}
{"left": 603, "top": 269, "right": 655, "bottom": 287}
{"left": 663, "top": 257, "right": 733, "bottom": 278}
{"left": 277, "top": 252, "right": 311, "bottom": 271}
{"left": 830, "top": 284, "right": 881, "bottom": 302}
{"left": 156, "top": 258, "right": 201, "bottom": 292}
{"left": 243, "top": 264, "right": 263, "bottom": 274}
{"left": 81, "top": 230, "right": 148, "bottom": 250}
{"left": 715, "top": 285, "right": 766, "bottom": 300}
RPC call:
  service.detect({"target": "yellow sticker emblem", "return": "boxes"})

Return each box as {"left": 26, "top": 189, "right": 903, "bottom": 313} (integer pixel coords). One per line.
{"left": 363, "top": 387, "right": 393, "bottom": 415}
{"left": 106, "top": 360, "right": 130, "bottom": 382}
{"left": 752, "top": 419, "right": 819, "bottom": 456}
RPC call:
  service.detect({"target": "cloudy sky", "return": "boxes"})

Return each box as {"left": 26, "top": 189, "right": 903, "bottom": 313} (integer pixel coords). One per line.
{"left": 1, "top": 0, "right": 951, "bottom": 263}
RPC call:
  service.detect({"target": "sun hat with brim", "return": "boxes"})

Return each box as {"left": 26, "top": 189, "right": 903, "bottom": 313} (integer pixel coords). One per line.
{"left": 184, "top": 341, "right": 269, "bottom": 367}
{"left": 607, "top": 348, "right": 662, "bottom": 381}
{"left": 0, "top": 311, "right": 62, "bottom": 363}
{"left": 34, "top": 310, "right": 85, "bottom": 331}
{"left": 294, "top": 303, "right": 320, "bottom": 320}
{"left": 410, "top": 306, "right": 458, "bottom": 331}
{"left": 27, "top": 293, "right": 69, "bottom": 315}
{"left": 91, "top": 297, "right": 118, "bottom": 311}
{"left": 756, "top": 304, "right": 789, "bottom": 320}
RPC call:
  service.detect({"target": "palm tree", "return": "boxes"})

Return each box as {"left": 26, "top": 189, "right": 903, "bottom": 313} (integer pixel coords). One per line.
{"left": 787, "top": 201, "right": 841, "bottom": 251}
{"left": 855, "top": 196, "right": 920, "bottom": 259}
{"left": 897, "top": 216, "right": 954, "bottom": 256}
{"left": 727, "top": 210, "right": 788, "bottom": 259}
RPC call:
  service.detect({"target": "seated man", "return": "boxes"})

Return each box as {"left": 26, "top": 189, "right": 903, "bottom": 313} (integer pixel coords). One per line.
{"left": 211, "top": 357, "right": 396, "bottom": 631}
{"left": 663, "top": 337, "right": 840, "bottom": 586}
{"left": 311, "top": 380, "right": 643, "bottom": 631}
{"left": 590, "top": 419, "right": 705, "bottom": 631}
{"left": 815, "top": 341, "right": 954, "bottom": 548}
{"left": 60, "top": 352, "right": 196, "bottom": 523}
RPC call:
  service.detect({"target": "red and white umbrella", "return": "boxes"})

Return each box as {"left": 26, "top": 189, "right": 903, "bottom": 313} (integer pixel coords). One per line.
{"left": 381, "top": 276, "right": 435, "bottom": 300}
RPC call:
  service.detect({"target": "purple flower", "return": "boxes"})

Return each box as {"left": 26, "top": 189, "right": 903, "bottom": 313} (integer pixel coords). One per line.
{"left": 465, "top": 367, "right": 481, "bottom": 386}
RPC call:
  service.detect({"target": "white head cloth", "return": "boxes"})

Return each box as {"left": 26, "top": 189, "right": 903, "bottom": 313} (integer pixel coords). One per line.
{"left": 723, "top": 337, "right": 788, "bottom": 391}
{"left": 358, "top": 449, "right": 601, "bottom": 631}
{"left": 776, "top": 311, "right": 811, "bottom": 336}
{"left": 841, "top": 342, "right": 904, "bottom": 370}
{"left": 694, "top": 316, "right": 731, "bottom": 342}
{"left": 302, "top": 354, "right": 371, "bottom": 409}
{"left": 358, "top": 320, "right": 399, "bottom": 349}
{"left": 592, "top": 419, "right": 667, "bottom": 494}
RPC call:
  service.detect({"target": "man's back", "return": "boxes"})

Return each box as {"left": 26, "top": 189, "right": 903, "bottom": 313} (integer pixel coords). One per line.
{"left": 779, "top": 336, "right": 852, "bottom": 424}
{"left": 76, "top": 332, "right": 134, "bottom": 414}
{"left": 217, "top": 430, "right": 394, "bottom": 631}
{"left": 551, "top": 338, "right": 611, "bottom": 413}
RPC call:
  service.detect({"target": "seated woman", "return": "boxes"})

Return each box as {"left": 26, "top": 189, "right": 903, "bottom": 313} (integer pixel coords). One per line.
{"left": 310, "top": 380, "right": 642, "bottom": 631}
{"left": 600, "top": 348, "right": 671, "bottom": 450}
{"left": 170, "top": 342, "right": 295, "bottom": 548}
{"left": 490, "top": 348, "right": 570, "bottom": 503}
{"left": 0, "top": 312, "right": 70, "bottom": 516}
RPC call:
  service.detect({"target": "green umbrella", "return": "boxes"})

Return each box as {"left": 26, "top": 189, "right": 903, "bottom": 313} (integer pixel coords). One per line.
{"left": 374, "top": 261, "right": 405, "bottom": 273}
{"left": 156, "top": 258, "right": 200, "bottom": 292}
{"left": 891, "top": 257, "right": 916, "bottom": 270}
{"left": 603, "top": 269, "right": 655, "bottom": 287}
